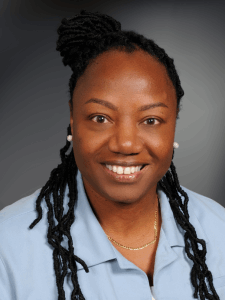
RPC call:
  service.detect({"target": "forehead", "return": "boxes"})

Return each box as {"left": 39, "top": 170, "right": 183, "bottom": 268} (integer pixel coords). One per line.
{"left": 73, "top": 49, "right": 176, "bottom": 108}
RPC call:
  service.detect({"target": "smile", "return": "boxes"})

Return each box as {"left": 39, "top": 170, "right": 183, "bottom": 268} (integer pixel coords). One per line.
{"left": 102, "top": 163, "right": 148, "bottom": 182}
{"left": 106, "top": 164, "right": 144, "bottom": 174}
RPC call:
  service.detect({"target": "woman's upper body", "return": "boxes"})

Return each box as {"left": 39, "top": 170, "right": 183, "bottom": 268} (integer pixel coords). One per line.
{"left": 1, "top": 169, "right": 225, "bottom": 300}
{"left": 1, "top": 9, "right": 223, "bottom": 300}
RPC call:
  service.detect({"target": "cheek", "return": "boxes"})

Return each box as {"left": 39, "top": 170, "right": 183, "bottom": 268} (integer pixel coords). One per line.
{"left": 74, "top": 120, "right": 108, "bottom": 153}
{"left": 144, "top": 131, "right": 174, "bottom": 172}
{"left": 72, "top": 130, "right": 98, "bottom": 170}
{"left": 144, "top": 130, "right": 173, "bottom": 153}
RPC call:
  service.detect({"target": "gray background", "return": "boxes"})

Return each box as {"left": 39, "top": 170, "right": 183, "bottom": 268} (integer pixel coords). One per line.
{"left": 1, "top": 0, "right": 225, "bottom": 210}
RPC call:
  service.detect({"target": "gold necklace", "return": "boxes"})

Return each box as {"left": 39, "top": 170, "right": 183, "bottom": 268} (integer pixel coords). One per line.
{"left": 106, "top": 196, "right": 159, "bottom": 251}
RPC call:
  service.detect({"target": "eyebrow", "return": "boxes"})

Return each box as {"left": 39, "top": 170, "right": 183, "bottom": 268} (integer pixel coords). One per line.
{"left": 85, "top": 98, "right": 168, "bottom": 111}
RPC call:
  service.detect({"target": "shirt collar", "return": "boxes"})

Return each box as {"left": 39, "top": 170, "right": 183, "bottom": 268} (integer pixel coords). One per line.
{"left": 69, "top": 170, "right": 209, "bottom": 270}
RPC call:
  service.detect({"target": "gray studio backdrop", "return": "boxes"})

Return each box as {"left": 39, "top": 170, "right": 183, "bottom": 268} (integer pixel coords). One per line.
{"left": 1, "top": 0, "right": 225, "bottom": 210}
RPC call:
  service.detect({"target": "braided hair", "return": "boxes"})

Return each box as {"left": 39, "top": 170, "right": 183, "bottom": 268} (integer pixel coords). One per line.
{"left": 29, "top": 10, "right": 220, "bottom": 300}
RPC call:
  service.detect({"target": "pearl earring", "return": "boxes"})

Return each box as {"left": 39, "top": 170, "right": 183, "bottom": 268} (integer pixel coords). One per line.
{"left": 173, "top": 142, "right": 179, "bottom": 149}
{"left": 67, "top": 135, "right": 72, "bottom": 142}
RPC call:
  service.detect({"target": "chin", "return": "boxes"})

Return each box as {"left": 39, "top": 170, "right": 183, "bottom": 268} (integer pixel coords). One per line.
{"left": 99, "top": 186, "right": 148, "bottom": 205}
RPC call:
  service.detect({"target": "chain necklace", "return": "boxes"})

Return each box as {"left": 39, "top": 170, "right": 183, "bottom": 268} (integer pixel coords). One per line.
{"left": 106, "top": 195, "right": 159, "bottom": 251}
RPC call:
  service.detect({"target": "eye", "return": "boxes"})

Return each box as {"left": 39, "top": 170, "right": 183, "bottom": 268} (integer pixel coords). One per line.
{"left": 143, "top": 118, "right": 160, "bottom": 125}
{"left": 91, "top": 115, "right": 109, "bottom": 124}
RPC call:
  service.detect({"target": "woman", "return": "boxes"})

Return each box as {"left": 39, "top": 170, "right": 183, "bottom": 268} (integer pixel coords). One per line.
{"left": 0, "top": 9, "right": 225, "bottom": 300}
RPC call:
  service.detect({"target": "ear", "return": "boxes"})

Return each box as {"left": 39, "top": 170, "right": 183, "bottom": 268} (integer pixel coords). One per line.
{"left": 69, "top": 101, "right": 74, "bottom": 136}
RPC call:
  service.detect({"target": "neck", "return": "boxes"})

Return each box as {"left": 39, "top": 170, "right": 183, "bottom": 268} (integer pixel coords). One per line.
{"left": 82, "top": 179, "right": 160, "bottom": 241}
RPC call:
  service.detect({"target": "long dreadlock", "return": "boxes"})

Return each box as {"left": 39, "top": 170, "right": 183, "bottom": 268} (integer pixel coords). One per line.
{"left": 29, "top": 9, "right": 220, "bottom": 300}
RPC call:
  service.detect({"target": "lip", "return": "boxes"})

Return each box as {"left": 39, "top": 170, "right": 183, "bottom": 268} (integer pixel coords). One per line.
{"left": 101, "top": 163, "right": 148, "bottom": 182}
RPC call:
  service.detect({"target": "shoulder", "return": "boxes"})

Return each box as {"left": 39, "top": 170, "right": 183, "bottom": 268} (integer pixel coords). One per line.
{"left": 0, "top": 187, "right": 49, "bottom": 248}
{"left": 0, "top": 188, "right": 51, "bottom": 264}
{"left": 179, "top": 185, "right": 225, "bottom": 277}
{"left": 180, "top": 185, "right": 225, "bottom": 252}
{"left": 180, "top": 185, "right": 225, "bottom": 221}
{"left": 0, "top": 188, "right": 43, "bottom": 226}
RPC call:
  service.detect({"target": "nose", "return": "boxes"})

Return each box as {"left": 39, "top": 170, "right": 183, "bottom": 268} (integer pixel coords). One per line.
{"left": 108, "top": 120, "right": 143, "bottom": 155}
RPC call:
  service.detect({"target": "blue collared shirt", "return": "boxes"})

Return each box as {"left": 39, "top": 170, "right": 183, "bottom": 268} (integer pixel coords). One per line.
{"left": 1, "top": 169, "right": 225, "bottom": 300}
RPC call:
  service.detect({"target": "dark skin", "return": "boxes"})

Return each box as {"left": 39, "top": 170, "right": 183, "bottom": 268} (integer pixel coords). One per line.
{"left": 69, "top": 49, "right": 178, "bottom": 286}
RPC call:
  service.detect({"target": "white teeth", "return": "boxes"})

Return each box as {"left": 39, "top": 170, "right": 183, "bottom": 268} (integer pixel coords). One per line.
{"left": 105, "top": 164, "right": 143, "bottom": 174}
{"left": 124, "top": 167, "right": 131, "bottom": 174}
{"left": 131, "top": 166, "right": 135, "bottom": 173}
{"left": 113, "top": 166, "right": 117, "bottom": 172}
{"left": 117, "top": 166, "right": 123, "bottom": 174}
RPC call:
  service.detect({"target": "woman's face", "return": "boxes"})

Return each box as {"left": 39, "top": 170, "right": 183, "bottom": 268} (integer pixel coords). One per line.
{"left": 69, "top": 49, "right": 178, "bottom": 204}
